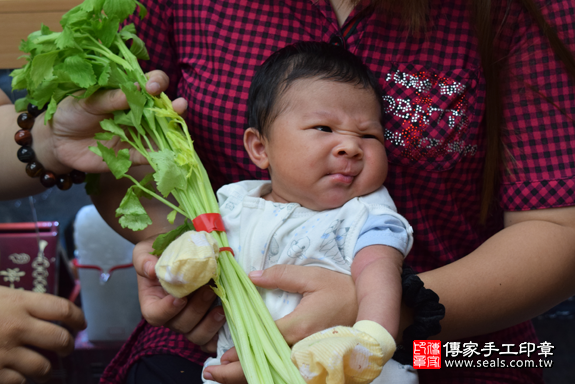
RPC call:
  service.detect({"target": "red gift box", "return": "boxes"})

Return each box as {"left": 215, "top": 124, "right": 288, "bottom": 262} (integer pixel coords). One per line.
{"left": 0, "top": 222, "right": 66, "bottom": 294}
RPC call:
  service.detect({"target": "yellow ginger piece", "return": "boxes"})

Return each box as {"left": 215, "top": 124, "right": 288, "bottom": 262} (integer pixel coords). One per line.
{"left": 155, "top": 230, "right": 219, "bottom": 298}
{"left": 291, "top": 320, "right": 396, "bottom": 384}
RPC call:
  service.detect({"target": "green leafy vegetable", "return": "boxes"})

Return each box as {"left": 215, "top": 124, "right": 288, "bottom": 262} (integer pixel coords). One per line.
{"left": 11, "top": 1, "right": 306, "bottom": 383}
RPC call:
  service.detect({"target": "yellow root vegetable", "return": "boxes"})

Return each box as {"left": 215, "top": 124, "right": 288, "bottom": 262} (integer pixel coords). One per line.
{"left": 155, "top": 230, "right": 219, "bottom": 298}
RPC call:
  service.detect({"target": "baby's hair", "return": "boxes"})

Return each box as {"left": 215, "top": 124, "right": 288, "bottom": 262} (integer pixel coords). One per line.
{"left": 247, "top": 41, "right": 383, "bottom": 137}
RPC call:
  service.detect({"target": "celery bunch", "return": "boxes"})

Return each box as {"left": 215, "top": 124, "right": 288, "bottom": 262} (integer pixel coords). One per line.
{"left": 11, "top": 1, "right": 305, "bottom": 383}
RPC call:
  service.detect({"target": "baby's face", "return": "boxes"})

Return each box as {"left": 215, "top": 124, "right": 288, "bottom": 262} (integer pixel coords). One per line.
{"left": 260, "top": 78, "right": 388, "bottom": 211}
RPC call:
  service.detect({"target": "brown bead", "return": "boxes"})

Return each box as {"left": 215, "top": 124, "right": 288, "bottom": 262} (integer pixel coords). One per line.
{"left": 17, "top": 146, "right": 35, "bottom": 163}
{"left": 25, "top": 161, "right": 44, "bottom": 178}
{"left": 17, "top": 112, "right": 34, "bottom": 130}
{"left": 70, "top": 169, "right": 87, "bottom": 184}
{"left": 27, "top": 103, "right": 44, "bottom": 117}
{"left": 56, "top": 174, "right": 73, "bottom": 190}
{"left": 14, "top": 129, "right": 32, "bottom": 146}
{"left": 40, "top": 170, "right": 57, "bottom": 188}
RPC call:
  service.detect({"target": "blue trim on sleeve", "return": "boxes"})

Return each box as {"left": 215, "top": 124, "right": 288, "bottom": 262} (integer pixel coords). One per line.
{"left": 353, "top": 214, "right": 410, "bottom": 257}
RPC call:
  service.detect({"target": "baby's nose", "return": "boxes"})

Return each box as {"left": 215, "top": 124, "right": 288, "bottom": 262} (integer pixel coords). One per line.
{"left": 334, "top": 137, "right": 363, "bottom": 158}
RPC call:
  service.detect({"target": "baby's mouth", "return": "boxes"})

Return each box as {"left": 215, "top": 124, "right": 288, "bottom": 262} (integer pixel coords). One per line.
{"left": 328, "top": 172, "right": 357, "bottom": 184}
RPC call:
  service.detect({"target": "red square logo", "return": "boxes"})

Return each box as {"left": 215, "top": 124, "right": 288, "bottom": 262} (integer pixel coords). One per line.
{"left": 413, "top": 340, "right": 441, "bottom": 369}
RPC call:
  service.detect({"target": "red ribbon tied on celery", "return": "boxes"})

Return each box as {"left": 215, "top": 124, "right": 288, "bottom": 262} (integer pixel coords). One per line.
{"left": 192, "top": 213, "right": 234, "bottom": 256}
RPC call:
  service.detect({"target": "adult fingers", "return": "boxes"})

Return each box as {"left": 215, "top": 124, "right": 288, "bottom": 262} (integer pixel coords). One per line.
{"left": 76, "top": 69, "right": 170, "bottom": 116}
{"left": 133, "top": 237, "right": 187, "bottom": 326}
{"left": 133, "top": 237, "right": 225, "bottom": 341}
{"left": 2, "top": 347, "right": 52, "bottom": 383}
{"left": 26, "top": 293, "right": 86, "bottom": 333}
{"left": 199, "top": 333, "right": 219, "bottom": 354}
{"left": 250, "top": 265, "right": 357, "bottom": 345}
{"left": 203, "top": 350, "right": 246, "bottom": 384}
{"left": 181, "top": 304, "right": 226, "bottom": 350}
{"left": 79, "top": 87, "right": 129, "bottom": 116}
{"left": 248, "top": 264, "right": 314, "bottom": 294}
{"left": 220, "top": 347, "right": 240, "bottom": 365}
{"left": 163, "top": 285, "right": 219, "bottom": 334}
{"left": 137, "top": 273, "right": 188, "bottom": 327}
{"left": 172, "top": 97, "right": 188, "bottom": 117}
{"left": 144, "top": 70, "right": 170, "bottom": 95}
{"left": 0, "top": 368, "right": 26, "bottom": 384}
{"left": 18, "top": 322, "right": 76, "bottom": 357}
{"left": 132, "top": 237, "right": 158, "bottom": 280}
{"left": 144, "top": 71, "right": 187, "bottom": 117}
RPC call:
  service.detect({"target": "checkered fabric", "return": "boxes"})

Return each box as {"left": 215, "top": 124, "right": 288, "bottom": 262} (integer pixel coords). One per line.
{"left": 100, "top": 0, "right": 575, "bottom": 383}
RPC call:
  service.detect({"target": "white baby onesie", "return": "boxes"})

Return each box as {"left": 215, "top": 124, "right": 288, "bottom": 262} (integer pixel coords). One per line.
{"left": 202, "top": 180, "right": 418, "bottom": 384}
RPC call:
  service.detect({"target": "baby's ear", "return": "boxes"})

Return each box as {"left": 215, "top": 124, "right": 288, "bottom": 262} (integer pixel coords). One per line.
{"left": 244, "top": 127, "right": 269, "bottom": 169}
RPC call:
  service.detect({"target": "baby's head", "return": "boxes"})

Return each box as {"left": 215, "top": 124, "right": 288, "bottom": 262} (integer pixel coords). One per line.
{"left": 244, "top": 41, "right": 388, "bottom": 211}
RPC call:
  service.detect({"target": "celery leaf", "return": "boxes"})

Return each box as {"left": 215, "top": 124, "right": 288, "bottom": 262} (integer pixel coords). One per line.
{"left": 100, "top": 118, "right": 128, "bottom": 141}
{"left": 45, "top": 97, "right": 58, "bottom": 121}
{"left": 85, "top": 173, "right": 101, "bottom": 195}
{"left": 149, "top": 150, "right": 187, "bottom": 196}
{"left": 94, "top": 17, "right": 120, "bottom": 48}
{"left": 120, "top": 82, "right": 145, "bottom": 126}
{"left": 167, "top": 209, "right": 177, "bottom": 224}
{"left": 62, "top": 56, "right": 97, "bottom": 88}
{"left": 135, "top": 1, "right": 148, "bottom": 19}
{"left": 98, "top": 63, "right": 111, "bottom": 86}
{"left": 92, "top": 142, "right": 132, "bottom": 179}
{"left": 151, "top": 221, "right": 194, "bottom": 256}
{"left": 119, "top": 29, "right": 149, "bottom": 60}
{"left": 14, "top": 97, "right": 28, "bottom": 112}
{"left": 94, "top": 132, "right": 115, "bottom": 140}
{"left": 29, "top": 51, "right": 58, "bottom": 89}
{"left": 103, "top": 0, "right": 137, "bottom": 23}
{"left": 81, "top": 0, "right": 105, "bottom": 15}
{"left": 55, "top": 27, "right": 77, "bottom": 50}
{"left": 29, "top": 80, "right": 58, "bottom": 109}
{"left": 60, "top": 7, "right": 90, "bottom": 28}
{"left": 116, "top": 187, "right": 152, "bottom": 231}
{"left": 133, "top": 173, "right": 155, "bottom": 199}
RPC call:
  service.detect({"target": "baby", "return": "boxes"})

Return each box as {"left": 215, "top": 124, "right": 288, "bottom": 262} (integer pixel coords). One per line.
{"left": 203, "top": 41, "right": 416, "bottom": 384}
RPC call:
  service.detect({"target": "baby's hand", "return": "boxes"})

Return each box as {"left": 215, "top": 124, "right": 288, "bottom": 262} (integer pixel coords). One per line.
{"left": 291, "top": 321, "right": 396, "bottom": 384}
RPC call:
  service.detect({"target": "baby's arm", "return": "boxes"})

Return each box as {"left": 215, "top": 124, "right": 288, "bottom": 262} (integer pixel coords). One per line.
{"left": 291, "top": 246, "right": 403, "bottom": 384}
{"left": 291, "top": 210, "right": 411, "bottom": 383}
{"left": 351, "top": 244, "right": 403, "bottom": 339}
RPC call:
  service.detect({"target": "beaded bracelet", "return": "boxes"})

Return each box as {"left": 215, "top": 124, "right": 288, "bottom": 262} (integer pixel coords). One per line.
{"left": 15, "top": 104, "right": 86, "bottom": 190}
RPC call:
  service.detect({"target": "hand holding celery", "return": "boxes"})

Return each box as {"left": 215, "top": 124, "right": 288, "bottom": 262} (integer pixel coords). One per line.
{"left": 11, "top": 0, "right": 305, "bottom": 382}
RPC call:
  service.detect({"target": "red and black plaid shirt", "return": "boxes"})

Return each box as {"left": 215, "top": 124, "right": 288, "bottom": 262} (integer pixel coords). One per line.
{"left": 102, "top": 1, "right": 575, "bottom": 383}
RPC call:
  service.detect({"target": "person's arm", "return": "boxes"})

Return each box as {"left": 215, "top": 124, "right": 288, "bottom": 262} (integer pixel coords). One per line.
{"left": 351, "top": 245, "right": 403, "bottom": 339}
{"left": 0, "top": 286, "right": 86, "bottom": 384}
{"left": 0, "top": 96, "right": 48, "bottom": 199}
{"left": 0, "top": 88, "right": 121, "bottom": 200}
{"left": 0, "top": 89, "right": 10, "bottom": 105}
{"left": 0, "top": 72, "right": 180, "bottom": 201}
{"left": 419, "top": 205, "right": 575, "bottom": 341}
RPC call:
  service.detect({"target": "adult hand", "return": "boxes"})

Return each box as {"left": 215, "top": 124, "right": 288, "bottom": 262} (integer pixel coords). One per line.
{"left": 203, "top": 347, "right": 246, "bottom": 384}
{"left": 204, "top": 265, "right": 358, "bottom": 383}
{"left": 250, "top": 265, "right": 358, "bottom": 345}
{"left": 0, "top": 287, "right": 86, "bottom": 384}
{"left": 32, "top": 70, "right": 188, "bottom": 175}
{"left": 133, "top": 237, "right": 226, "bottom": 353}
